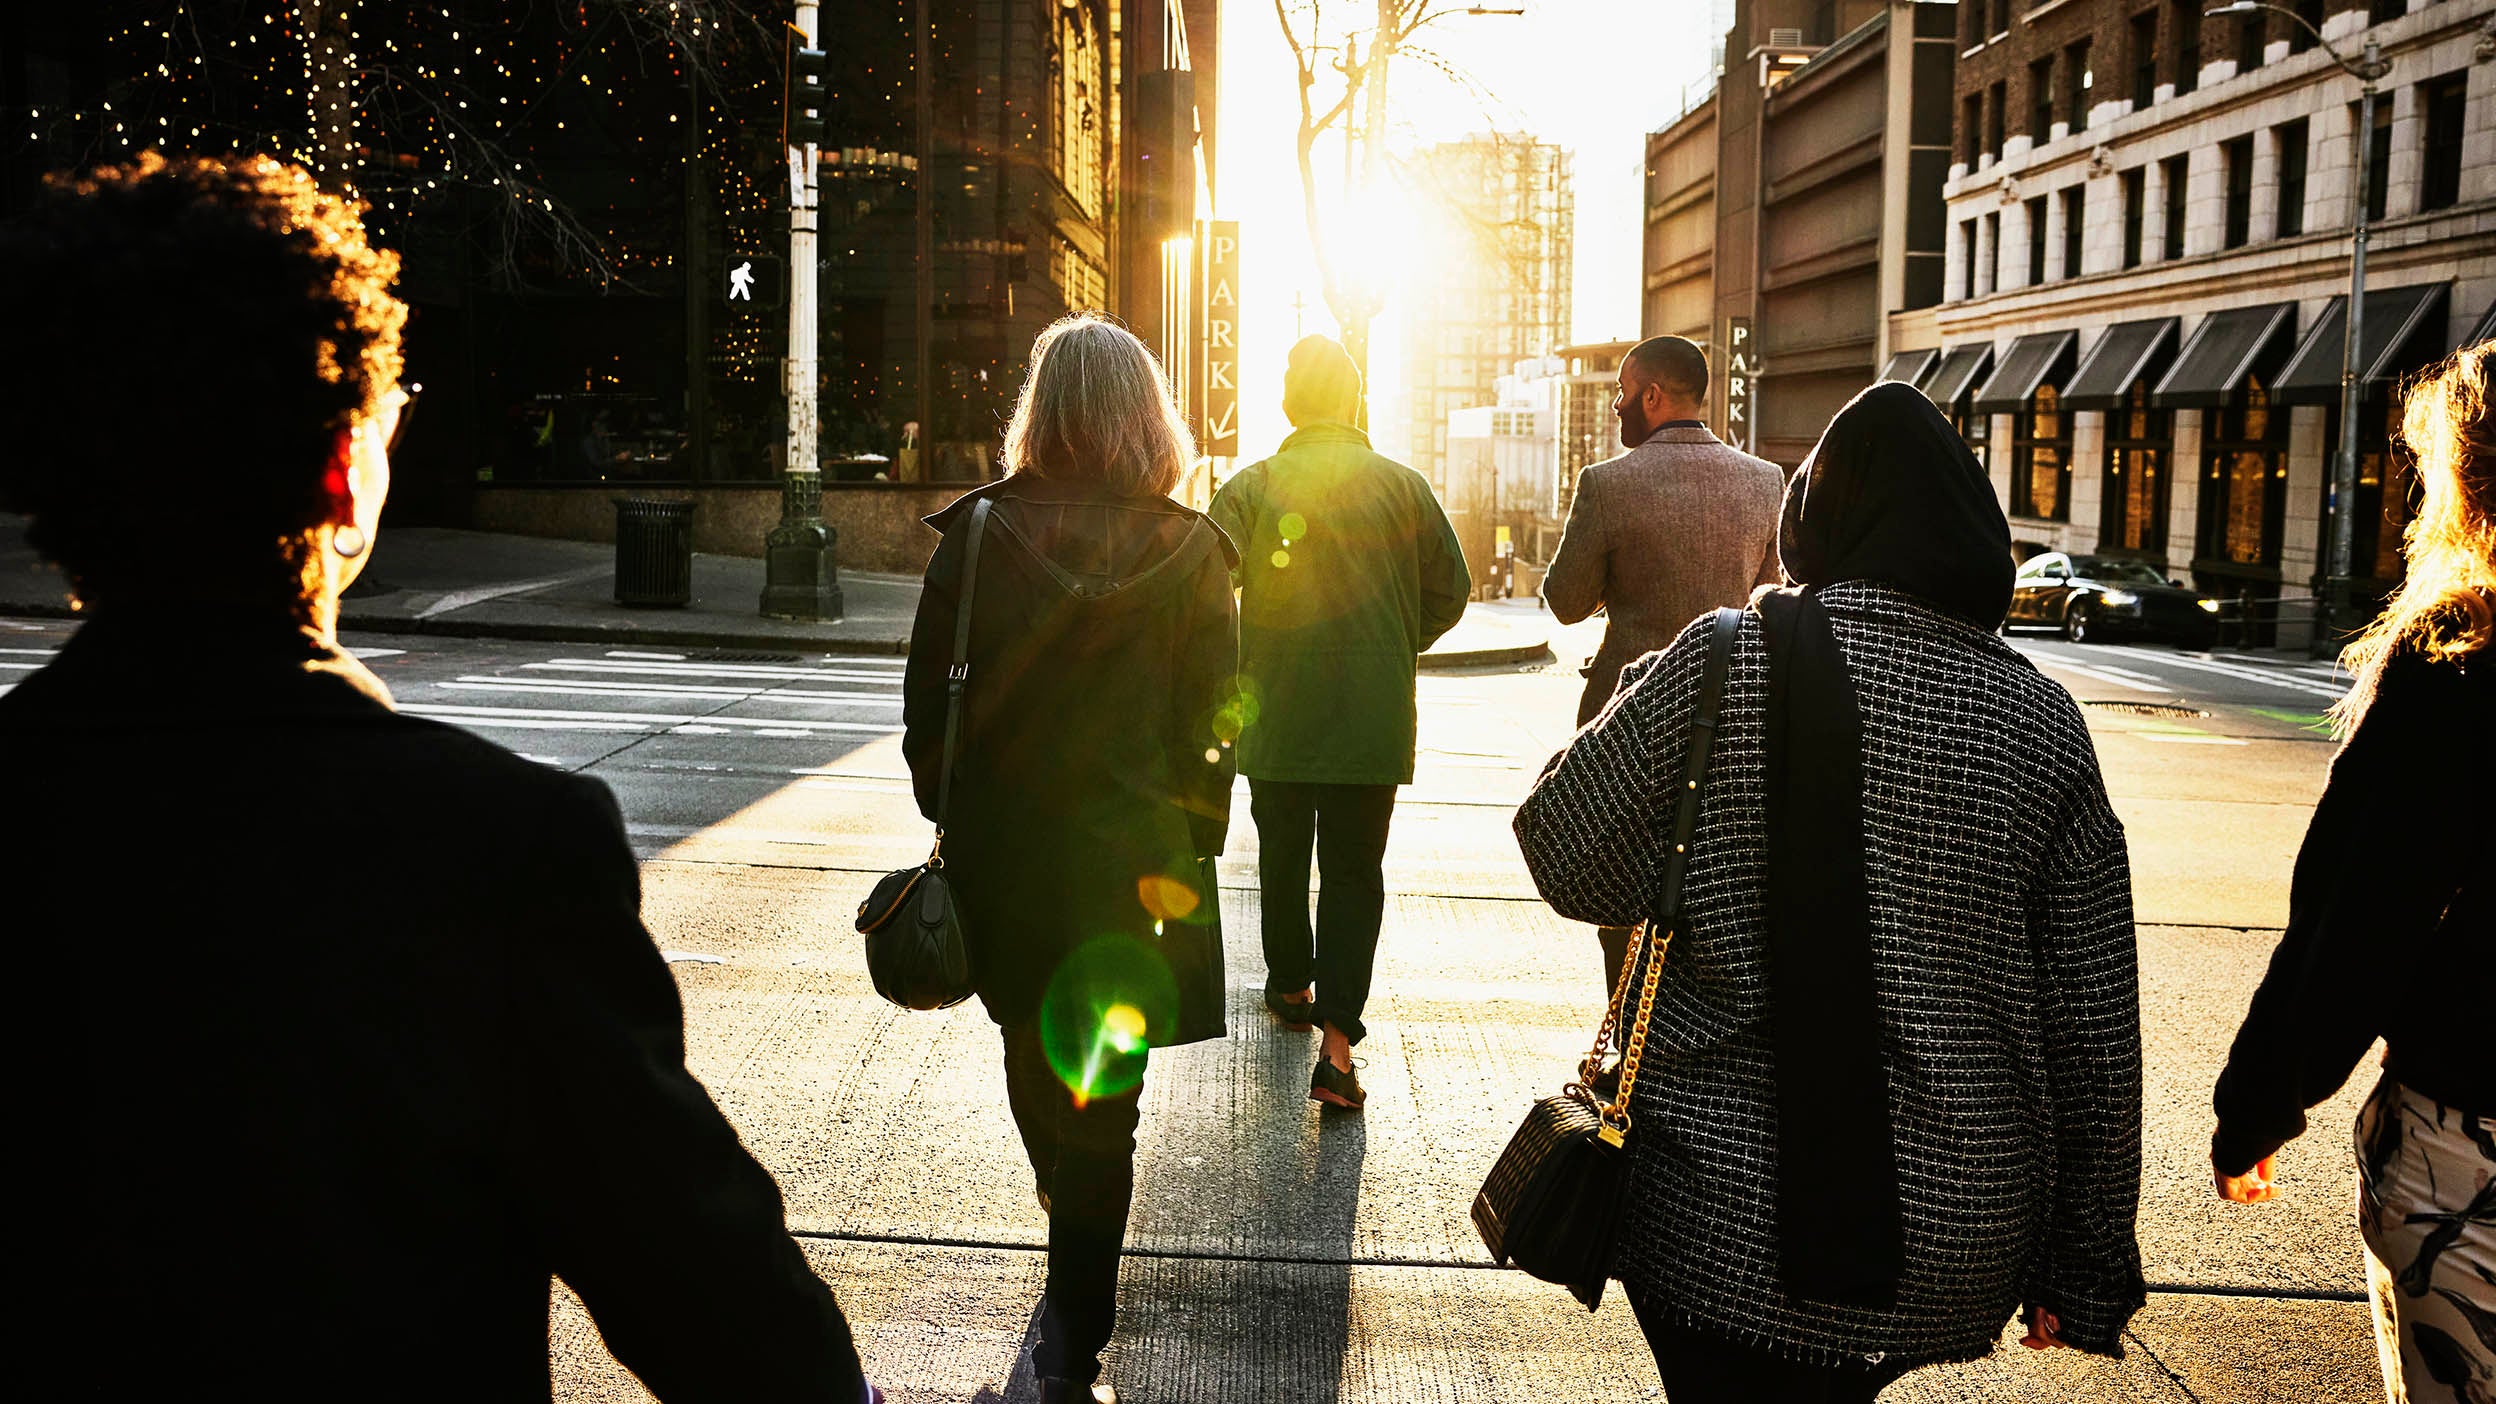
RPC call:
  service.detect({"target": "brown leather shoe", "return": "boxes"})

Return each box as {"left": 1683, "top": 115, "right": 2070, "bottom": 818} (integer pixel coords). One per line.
{"left": 1309, "top": 1052, "right": 1366, "bottom": 1110}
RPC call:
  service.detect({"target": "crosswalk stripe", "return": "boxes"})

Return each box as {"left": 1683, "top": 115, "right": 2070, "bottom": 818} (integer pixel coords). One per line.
{"left": 527, "top": 658, "right": 903, "bottom": 684}
{"left": 402, "top": 701, "right": 898, "bottom": 733}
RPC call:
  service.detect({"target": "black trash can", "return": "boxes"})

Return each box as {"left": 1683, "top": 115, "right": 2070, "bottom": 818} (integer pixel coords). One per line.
{"left": 612, "top": 497, "right": 695, "bottom": 607}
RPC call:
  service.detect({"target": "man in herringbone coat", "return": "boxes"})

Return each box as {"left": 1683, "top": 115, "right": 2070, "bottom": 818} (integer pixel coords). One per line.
{"left": 1541, "top": 336, "right": 1786, "bottom": 991}
{"left": 1543, "top": 336, "right": 1786, "bottom": 727}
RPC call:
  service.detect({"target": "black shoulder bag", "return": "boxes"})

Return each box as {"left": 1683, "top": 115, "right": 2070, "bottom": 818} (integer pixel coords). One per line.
{"left": 1472, "top": 605, "right": 1740, "bottom": 1311}
{"left": 854, "top": 498, "right": 994, "bottom": 1011}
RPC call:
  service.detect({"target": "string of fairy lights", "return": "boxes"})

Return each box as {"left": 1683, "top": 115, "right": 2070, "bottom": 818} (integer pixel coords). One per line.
{"left": 25, "top": 0, "right": 1108, "bottom": 449}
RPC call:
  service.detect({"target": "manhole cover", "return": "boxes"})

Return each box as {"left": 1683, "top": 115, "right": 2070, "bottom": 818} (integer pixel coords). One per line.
{"left": 703, "top": 651, "right": 802, "bottom": 663}
{"left": 2082, "top": 701, "right": 2210, "bottom": 718}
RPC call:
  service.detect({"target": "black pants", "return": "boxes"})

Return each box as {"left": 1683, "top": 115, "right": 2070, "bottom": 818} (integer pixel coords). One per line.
{"left": 1248, "top": 778, "right": 1397, "bottom": 1045}
{"left": 1001, "top": 1023, "right": 1146, "bottom": 1384}
{"left": 1630, "top": 1290, "right": 1910, "bottom": 1403}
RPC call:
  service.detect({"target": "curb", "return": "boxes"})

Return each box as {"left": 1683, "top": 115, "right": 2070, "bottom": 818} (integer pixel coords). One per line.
{"left": 1418, "top": 641, "right": 1555, "bottom": 671}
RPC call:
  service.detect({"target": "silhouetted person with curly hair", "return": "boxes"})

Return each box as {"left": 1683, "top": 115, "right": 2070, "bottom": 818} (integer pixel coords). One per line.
{"left": 0, "top": 154, "right": 878, "bottom": 1401}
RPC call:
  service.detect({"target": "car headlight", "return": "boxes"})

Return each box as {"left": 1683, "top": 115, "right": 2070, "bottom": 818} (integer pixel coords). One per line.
{"left": 2098, "top": 590, "right": 2139, "bottom": 607}
{"left": 2197, "top": 598, "right": 2221, "bottom": 614}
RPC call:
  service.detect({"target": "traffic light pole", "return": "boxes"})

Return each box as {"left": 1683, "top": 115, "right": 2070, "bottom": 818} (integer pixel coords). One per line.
{"left": 760, "top": 0, "right": 843, "bottom": 620}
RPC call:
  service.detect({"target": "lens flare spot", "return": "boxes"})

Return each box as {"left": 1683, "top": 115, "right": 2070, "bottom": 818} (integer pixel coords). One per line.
{"left": 1136, "top": 873, "right": 1202, "bottom": 921}
{"left": 1204, "top": 747, "right": 1222, "bottom": 764}
{"left": 1271, "top": 549, "right": 1291, "bottom": 569}
{"left": 1278, "top": 511, "right": 1308, "bottom": 540}
{"left": 1103, "top": 1003, "right": 1148, "bottom": 1052}
{"left": 1038, "top": 937, "right": 1174, "bottom": 1103}
{"left": 1212, "top": 706, "right": 1245, "bottom": 743}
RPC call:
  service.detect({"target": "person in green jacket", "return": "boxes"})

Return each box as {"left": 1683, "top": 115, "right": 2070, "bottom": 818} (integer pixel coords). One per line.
{"left": 1209, "top": 335, "right": 1470, "bottom": 1111}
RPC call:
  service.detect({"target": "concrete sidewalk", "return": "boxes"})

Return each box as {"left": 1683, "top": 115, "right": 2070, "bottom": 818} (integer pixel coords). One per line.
{"left": 0, "top": 517, "right": 1551, "bottom": 667}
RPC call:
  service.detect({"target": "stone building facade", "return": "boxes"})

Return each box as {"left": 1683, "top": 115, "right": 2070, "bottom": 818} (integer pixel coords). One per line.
{"left": 1908, "top": 0, "right": 2494, "bottom": 645}
{"left": 1636, "top": 0, "right": 1958, "bottom": 466}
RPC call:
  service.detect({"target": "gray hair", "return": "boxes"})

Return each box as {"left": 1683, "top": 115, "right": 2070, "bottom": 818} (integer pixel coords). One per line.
{"left": 1000, "top": 313, "right": 1195, "bottom": 497}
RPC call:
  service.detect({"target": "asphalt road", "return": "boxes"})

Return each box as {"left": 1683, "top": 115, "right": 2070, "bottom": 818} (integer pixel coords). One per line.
{"left": 0, "top": 612, "right": 2380, "bottom": 1402}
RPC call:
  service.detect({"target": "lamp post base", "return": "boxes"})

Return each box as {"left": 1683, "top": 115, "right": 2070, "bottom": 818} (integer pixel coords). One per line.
{"left": 759, "top": 469, "right": 846, "bottom": 622}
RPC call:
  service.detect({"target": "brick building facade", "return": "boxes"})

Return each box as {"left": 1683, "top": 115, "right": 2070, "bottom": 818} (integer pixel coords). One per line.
{"left": 1901, "top": 0, "right": 2493, "bottom": 646}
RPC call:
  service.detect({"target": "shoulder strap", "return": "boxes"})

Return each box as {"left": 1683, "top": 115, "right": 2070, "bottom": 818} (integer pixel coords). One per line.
{"left": 933, "top": 498, "right": 992, "bottom": 831}
{"left": 1655, "top": 606, "right": 1741, "bottom": 922}
{"left": 1590, "top": 605, "right": 1744, "bottom": 1141}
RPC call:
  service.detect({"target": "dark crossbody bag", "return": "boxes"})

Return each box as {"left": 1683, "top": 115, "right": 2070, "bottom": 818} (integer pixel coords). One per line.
{"left": 1472, "top": 605, "right": 1739, "bottom": 1311}
{"left": 854, "top": 498, "right": 995, "bottom": 1011}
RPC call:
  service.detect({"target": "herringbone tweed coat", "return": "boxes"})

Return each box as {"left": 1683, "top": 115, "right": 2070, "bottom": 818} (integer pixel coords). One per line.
{"left": 1541, "top": 423, "right": 1786, "bottom": 724}
{"left": 1515, "top": 581, "right": 2147, "bottom": 1369}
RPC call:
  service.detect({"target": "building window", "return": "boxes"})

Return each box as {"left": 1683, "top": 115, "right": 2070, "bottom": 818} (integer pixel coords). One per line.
{"left": 2277, "top": 118, "right": 2309, "bottom": 238}
{"left": 2027, "top": 196, "right": 2048, "bottom": 285}
{"left": 2234, "top": 11, "right": 2265, "bottom": 75}
{"left": 2031, "top": 58, "right": 2056, "bottom": 141}
{"left": 2173, "top": 0, "right": 2201, "bottom": 95}
{"left": 2350, "top": 398, "right": 2412, "bottom": 584}
{"left": 2290, "top": 0, "right": 2322, "bottom": 53}
{"left": 1991, "top": 0, "right": 2011, "bottom": 38}
{"left": 2101, "top": 383, "right": 2172, "bottom": 553}
{"left": 2368, "top": 0, "right": 2406, "bottom": 26}
{"left": 2011, "top": 384, "right": 2072, "bottom": 521}
{"left": 2199, "top": 379, "right": 2287, "bottom": 569}
{"left": 2122, "top": 169, "right": 2146, "bottom": 268}
{"left": 1983, "top": 211, "right": 2001, "bottom": 292}
{"left": 1986, "top": 81, "right": 2007, "bottom": 160}
{"left": 2420, "top": 74, "right": 2468, "bottom": 212}
{"left": 1959, "top": 217, "right": 1979, "bottom": 299}
{"left": 1962, "top": 91, "right": 1985, "bottom": 164}
{"left": 2062, "top": 185, "right": 2085, "bottom": 279}
{"left": 2357, "top": 99, "right": 2392, "bottom": 222}
{"left": 2162, "top": 154, "right": 2189, "bottom": 260}
{"left": 1959, "top": 411, "right": 1990, "bottom": 475}
{"left": 2132, "top": 11, "right": 2160, "bottom": 108}
{"left": 2066, "top": 40, "right": 2094, "bottom": 130}
{"left": 2223, "top": 135, "right": 2253, "bottom": 249}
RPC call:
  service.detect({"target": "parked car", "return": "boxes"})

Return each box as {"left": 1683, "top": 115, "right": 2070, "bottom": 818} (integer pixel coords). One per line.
{"left": 2008, "top": 552, "right": 2222, "bottom": 646}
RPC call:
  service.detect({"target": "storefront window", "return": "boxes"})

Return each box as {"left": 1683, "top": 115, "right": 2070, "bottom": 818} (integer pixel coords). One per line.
{"left": 1957, "top": 410, "right": 1989, "bottom": 475}
{"left": 2199, "top": 378, "right": 2287, "bottom": 569}
{"left": 2347, "top": 397, "right": 2411, "bottom": 585}
{"left": 2010, "top": 383, "right": 2071, "bottom": 521}
{"left": 2100, "top": 382, "right": 2171, "bottom": 552}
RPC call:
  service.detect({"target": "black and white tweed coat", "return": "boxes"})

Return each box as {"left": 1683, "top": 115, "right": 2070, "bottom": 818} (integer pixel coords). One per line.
{"left": 1514, "top": 580, "right": 2147, "bottom": 1369}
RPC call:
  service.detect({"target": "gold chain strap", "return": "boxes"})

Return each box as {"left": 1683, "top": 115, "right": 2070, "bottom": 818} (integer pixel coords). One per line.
{"left": 1600, "top": 925, "right": 1672, "bottom": 1145}
{"left": 1567, "top": 919, "right": 1674, "bottom": 1147}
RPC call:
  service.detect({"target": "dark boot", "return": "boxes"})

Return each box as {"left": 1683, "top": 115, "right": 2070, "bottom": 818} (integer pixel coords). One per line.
{"left": 1037, "top": 1378, "right": 1116, "bottom": 1404}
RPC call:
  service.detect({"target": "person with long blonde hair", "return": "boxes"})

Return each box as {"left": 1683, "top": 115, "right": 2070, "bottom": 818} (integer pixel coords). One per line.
{"left": 901, "top": 314, "right": 1239, "bottom": 1404}
{"left": 2211, "top": 340, "right": 2493, "bottom": 1404}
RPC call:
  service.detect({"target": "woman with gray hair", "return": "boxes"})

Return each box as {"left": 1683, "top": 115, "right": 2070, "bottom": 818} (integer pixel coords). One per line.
{"left": 902, "top": 313, "right": 1240, "bottom": 1404}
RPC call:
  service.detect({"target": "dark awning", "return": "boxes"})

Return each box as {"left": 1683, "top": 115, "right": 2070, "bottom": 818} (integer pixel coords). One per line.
{"left": 2063, "top": 318, "right": 2181, "bottom": 411}
{"left": 2274, "top": 283, "right": 2452, "bottom": 405}
{"left": 1971, "top": 330, "right": 2079, "bottom": 413}
{"left": 2150, "top": 302, "right": 2298, "bottom": 410}
{"left": 2471, "top": 299, "right": 2495, "bottom": 349}
{"left": 1921, "top": 344, "right": 1994, "bottom": 413}
{"left": 1878, "top": 348, "right": 1940, "bottom": 390}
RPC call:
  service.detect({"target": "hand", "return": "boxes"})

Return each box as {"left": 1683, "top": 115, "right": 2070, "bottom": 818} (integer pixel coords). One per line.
{"left": 2018, "top": 1306, "right": 2068, "bottom": 1351}
{"left": 2214, "top": 1153, "right": 2283, "bottom": 1204}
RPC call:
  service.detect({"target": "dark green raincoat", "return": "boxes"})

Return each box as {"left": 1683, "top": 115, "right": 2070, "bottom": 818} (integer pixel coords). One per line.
{"left": 1209, "top": 421, "right": 1470, "bottom": 786}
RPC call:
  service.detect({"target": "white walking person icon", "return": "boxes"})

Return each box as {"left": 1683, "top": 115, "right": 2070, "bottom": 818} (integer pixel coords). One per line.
{"left": 728, "top": 260, "right": 755, "bottom": 301}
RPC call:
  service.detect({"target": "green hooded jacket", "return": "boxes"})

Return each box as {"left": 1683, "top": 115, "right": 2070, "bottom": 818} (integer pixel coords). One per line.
{"left": 1209, "top": 421, "right": 1470, "bottom": 785}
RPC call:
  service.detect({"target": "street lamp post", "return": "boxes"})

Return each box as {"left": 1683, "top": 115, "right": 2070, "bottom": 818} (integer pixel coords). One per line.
{"left": 2206, "top": 3, "right": 2389, "bottom": 654}
{"left": 760, "top": 0, "right": 843, "bottom": 621}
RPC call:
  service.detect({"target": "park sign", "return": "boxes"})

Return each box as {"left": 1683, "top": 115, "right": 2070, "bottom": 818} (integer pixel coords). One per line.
{"left": 1199, "top": 221, "right": 1240, "bottom": 457}
{"left": 726, "top": 252, "right": 784, "bottom": 311}
{"left": 1723, "top": 315, "right": 1755, "bottom": 454}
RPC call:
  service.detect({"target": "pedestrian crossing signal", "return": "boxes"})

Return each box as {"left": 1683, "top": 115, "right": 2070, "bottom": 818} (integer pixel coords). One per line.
{"left": 725, "top": 253, "right": 783, "bottom": 311}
